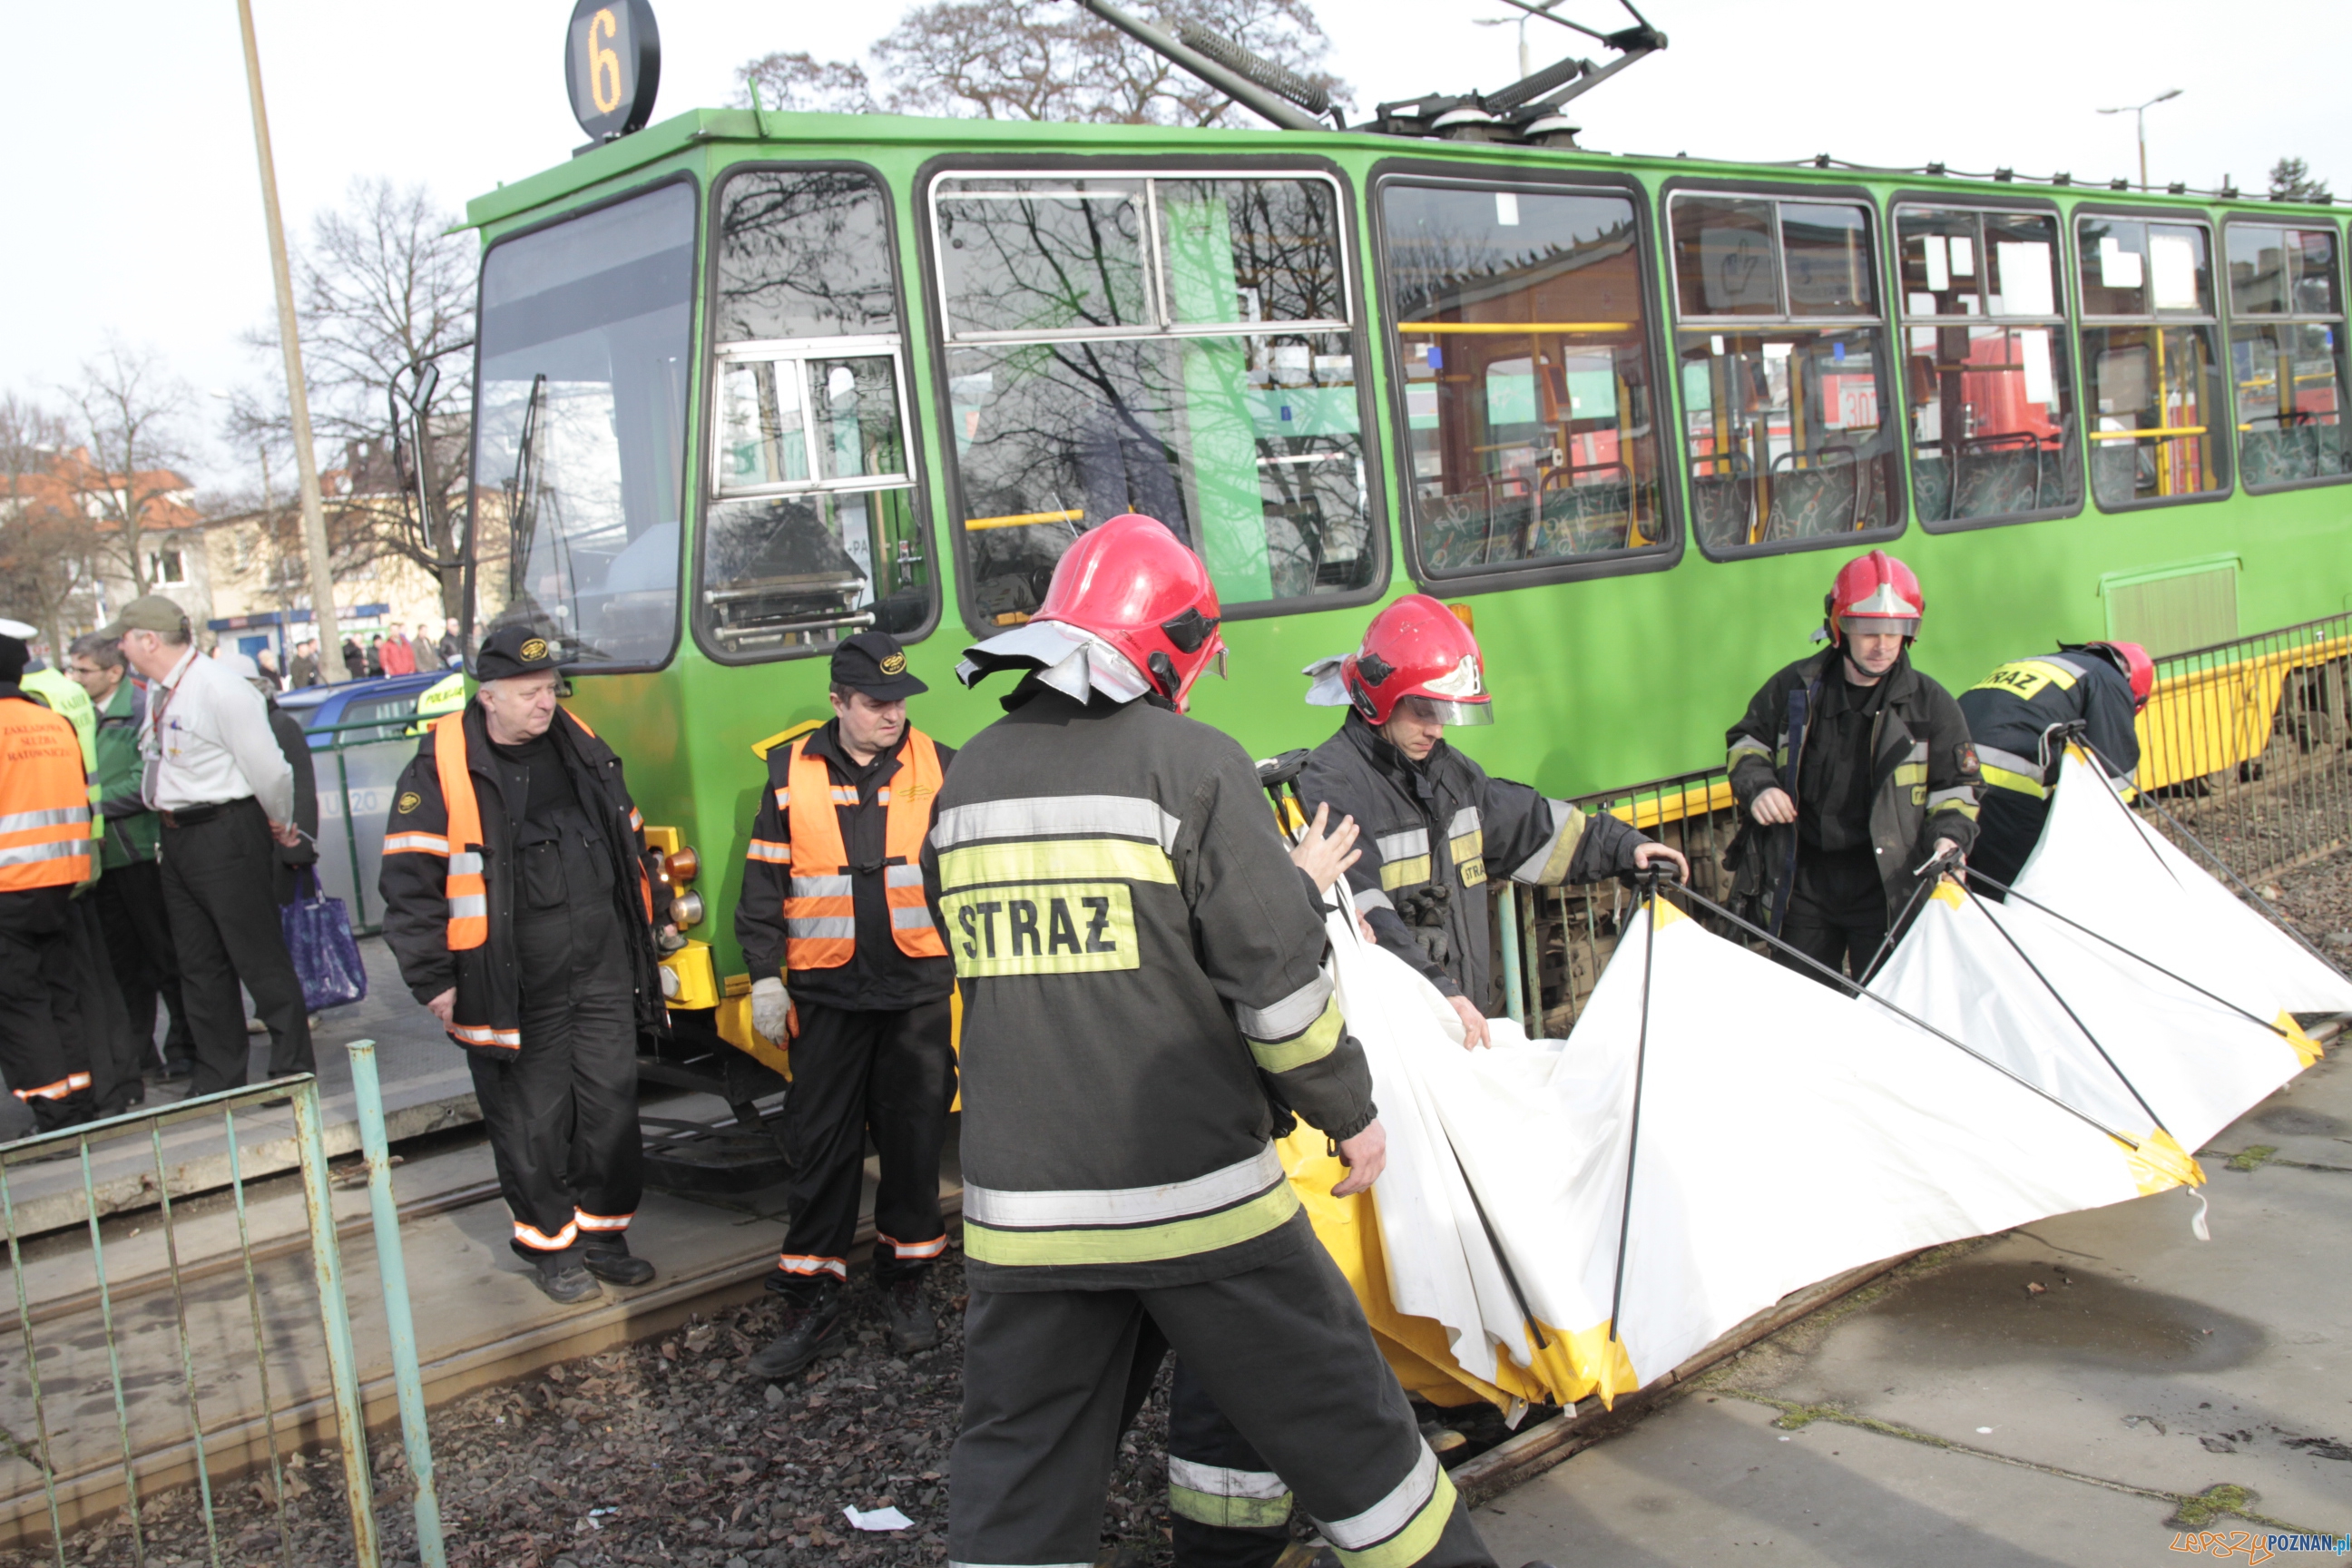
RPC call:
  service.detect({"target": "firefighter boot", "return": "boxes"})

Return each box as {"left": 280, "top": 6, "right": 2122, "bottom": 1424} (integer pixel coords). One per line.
{"left": 529, "top": 1250, "right": 601, "bottom": 1306}
{"left": 881, "top": 1276, "right": 939, "bottom": 1354}
{"left": 581, "top": 1234, "right": 656, "bottom": 1287}
{"left": 750, "top": 1278, "right": 849, "bottom": 1378}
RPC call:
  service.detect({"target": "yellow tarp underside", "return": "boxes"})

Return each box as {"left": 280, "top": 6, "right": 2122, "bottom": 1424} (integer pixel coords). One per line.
{"left": 2137, "top": 632, "right": 2352, "bottom": 791}
{"left": 1280, "top": 1128, "right": 1637, "bottom": 1413}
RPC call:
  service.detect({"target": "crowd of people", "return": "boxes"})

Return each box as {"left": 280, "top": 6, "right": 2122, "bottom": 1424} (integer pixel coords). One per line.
{"left": 361, "top": 513, "right": 2155, "bottom": 1568}
{"left": 0, "top": 595, "right": 334, "bottom": 1135}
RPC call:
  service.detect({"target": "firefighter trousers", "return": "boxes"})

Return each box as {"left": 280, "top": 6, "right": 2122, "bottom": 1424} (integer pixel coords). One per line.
{"left": 948, "top": 1223, "right": 1497, "bottom": 1568}
{"left": 772, "top": 996, "right": 953, "bottom": 1292}
{"left": 0, "top": 889, "right": 95, "bottom": 1132}
{"left": 470, "top": 916, "right": 642, "bottom": 1261}
{"left": 1968, "top": 786, "right": 2049, "bottom": 901}
{"left": 1167, "top": 1357, "right": 1291, "bottom": 1568}
{"left": 1777, "top": 845, "right": 1891, "bottom": 984}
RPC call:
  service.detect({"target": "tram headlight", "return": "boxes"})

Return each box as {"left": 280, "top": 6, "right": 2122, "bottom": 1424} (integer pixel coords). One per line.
{"left": 664, "top": 845, "right": 700, "bottom": 884}
{"left": 671, "top": 888, "right": 705, "bottom": 929}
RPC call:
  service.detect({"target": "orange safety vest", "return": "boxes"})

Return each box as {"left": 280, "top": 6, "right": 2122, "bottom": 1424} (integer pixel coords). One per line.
{"left": 780, "top": 728, "right": 947, "bottom": 971}
{"left": 389, "top": 709, "right": 653, "bottom": 955}
{"left": 0, "top": 699, "right": 93, "bottom": 893}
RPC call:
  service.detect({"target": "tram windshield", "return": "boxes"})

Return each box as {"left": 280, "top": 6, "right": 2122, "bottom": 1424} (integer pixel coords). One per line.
{"left": 470, "top": 182, "right": 695, "bottom": 667}
{"left": 932, "top": 173, "right": 1377, "bottom": 623}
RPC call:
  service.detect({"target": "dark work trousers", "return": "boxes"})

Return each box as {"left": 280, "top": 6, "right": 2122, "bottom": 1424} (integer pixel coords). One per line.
{"left": 471, "top": 814, "right": 642, "bottom": 1262}
{"left": 772, "top": 996, "right": 954, "bottom": 1293}
{"left": 160, "top": 799, "right": 313, "bottom": 1094}
{"left": 1968, "top": 787, "right": 2051, "bottom": 902}
{"left": 1168, "top": 1357, "right": 1292, "bottom": 1568}
{"left": 0, "top": 888, "right": 96, "bottom": 1132}
{"left": 65, "top": 897, "right": 143, "bottom": 1116}
{"left": 96, "top": 858, "right": 193, "bottom": 1069}
{"left": 1776, "top": 844, "right": 1892, "bottom": 985}
{"left": 949, "top": 1221, "right": 1497, "bottom": 1568}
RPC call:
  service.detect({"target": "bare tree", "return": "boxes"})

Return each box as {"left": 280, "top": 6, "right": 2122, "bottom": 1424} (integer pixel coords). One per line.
{"left": 742, "top": 0, "right": 1348, "bottom": 127}
{"left": 735, "top": 51, "right": 878, "bottom": 113}
{"left": 240, "top": 178, "right": 476, "bottom": 616}
{"left": 2269, "top": 156, "right": 2332, "bottom": 203}
{"left": 0, "top": 393, "right": 103, "bottom": 656}
{"left": 61, "top": 344, "right": 195, "bottom": 601}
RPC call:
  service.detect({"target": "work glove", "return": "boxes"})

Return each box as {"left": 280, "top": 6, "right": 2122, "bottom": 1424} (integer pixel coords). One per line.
{"left": 750, "top": 975, "right": 790, "bottom": 1043}
{"left": 659, "top": 965, "right": 680, "bottom": 1001}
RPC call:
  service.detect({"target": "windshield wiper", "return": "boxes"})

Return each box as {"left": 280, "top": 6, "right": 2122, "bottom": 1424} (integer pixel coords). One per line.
{"left": 504, "top": 373, "right": 547, "bottom": 605}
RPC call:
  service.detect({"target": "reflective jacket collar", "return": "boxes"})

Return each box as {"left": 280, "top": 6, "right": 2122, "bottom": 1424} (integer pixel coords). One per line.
{"left": 1339, "top": 710, "right": 1452, "bottom": 793}
{"left": 801, "top": 717, "right": 904, "bottom": 789}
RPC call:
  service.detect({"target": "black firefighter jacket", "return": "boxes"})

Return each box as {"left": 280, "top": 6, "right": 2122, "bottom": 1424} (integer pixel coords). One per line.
{"left": 1957, "top": 651, "right": 2141, "bottom": 798}
{"left": 1298, "top": 711, "right": 1649, "bottom": 1010}
{"left": 377, "top": 701, "right": 669, "bottom": 1054}
{"left": 1726, "top": 648, "right": 1982, "bottom": 927}
{"left": 935, "top": 682, "right": 1377, "bottom": 1293}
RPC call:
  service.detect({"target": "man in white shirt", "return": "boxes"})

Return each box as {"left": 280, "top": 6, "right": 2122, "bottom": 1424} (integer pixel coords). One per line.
{"left": 97, "top": 595, "right": 312, "bottom": 1093}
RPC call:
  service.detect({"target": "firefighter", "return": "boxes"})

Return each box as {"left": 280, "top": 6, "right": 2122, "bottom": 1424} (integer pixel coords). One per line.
{"left": 1726, "top": 550, "right": 1980, "bottom": 982}
{"left": 938, "top": 514, "right": 1504, "bottom": 1568}
{"left": 378, "top": 627, "right": 674, "bottom": 1304}
{"left": 0, "top": 621, "right": 98, "bottom": 1132}
{"left": 1296, "top": 594, "right": 1689, "bottom": 1050}
{"left": 737, "top": 632, "right": 958, "bottom": 1375}
{"left": 1958, "top": 641, "right": 2153, "bottom": 895}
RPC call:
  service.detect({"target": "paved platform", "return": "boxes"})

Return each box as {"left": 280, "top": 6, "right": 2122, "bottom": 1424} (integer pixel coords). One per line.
{"left": 1474, "top": 1043, "right": 2352, "bottom": 1564}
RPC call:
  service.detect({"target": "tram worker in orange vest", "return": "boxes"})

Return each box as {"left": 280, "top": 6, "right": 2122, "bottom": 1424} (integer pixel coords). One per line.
{"left": 0, "top": 621, "right": 99, "bottom": 1132}
{"left": 737, "top": 631, "right": 957, "bottom": 1377}
{"left": 378, "top": 627, "right": 675, "bottom": 1304}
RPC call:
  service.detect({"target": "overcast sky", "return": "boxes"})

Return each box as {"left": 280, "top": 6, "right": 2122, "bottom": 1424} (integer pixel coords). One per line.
{"left": 8, "top": 0, "right": 2347, "bottom": 486}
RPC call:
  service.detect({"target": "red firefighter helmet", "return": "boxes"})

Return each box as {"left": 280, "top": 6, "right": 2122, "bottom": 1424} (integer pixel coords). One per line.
{"left": 1824, "top": 549, "right": 1925, "bottom": 644}
{"left": 2079, "top": 640, "right": 2156, "bottom": 710}
{"left": 1029, "top": 514, "right": 1225, "bottom": 706}
{"left": 1341, "top": 594, "right": 1494, "bottom": 727}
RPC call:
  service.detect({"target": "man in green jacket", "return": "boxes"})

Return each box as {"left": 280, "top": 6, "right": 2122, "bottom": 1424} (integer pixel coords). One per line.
{"left": 68, "top": 633, "right": 194, "bottom": 1080}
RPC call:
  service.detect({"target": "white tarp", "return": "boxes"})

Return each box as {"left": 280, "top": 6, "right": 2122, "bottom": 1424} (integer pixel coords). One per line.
{"left": 2014, "top": 750, "right": 2352, "bottom": 1021}
{"left": 1328, "top": 895, "right": 2188, "bottom": 1406}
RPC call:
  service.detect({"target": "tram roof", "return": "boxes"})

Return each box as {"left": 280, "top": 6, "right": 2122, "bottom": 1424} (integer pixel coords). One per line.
{"left": 465, "top": 104, "right": 2343, "bottom": 237}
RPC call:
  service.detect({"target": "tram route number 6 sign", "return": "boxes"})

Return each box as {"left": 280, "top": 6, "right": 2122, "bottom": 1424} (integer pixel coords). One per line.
{"left": 565, "top": 0, "right": 662, "bottom": 143}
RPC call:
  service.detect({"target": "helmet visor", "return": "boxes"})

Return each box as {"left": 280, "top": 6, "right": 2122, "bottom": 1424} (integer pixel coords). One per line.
{"left": 1838, "top": 615, "right": 1920, "bottom": 640}
{"left": 1397, "top": 695, "right": 1495, "bottom": 727}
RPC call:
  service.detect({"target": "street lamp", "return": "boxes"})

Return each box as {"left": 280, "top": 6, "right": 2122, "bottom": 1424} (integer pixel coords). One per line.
{"left": 1475, "top": 0, "right": 1566, "bottom": 80}
{"left": 2098, "top": 88, "right": 2182, "bottom": 192}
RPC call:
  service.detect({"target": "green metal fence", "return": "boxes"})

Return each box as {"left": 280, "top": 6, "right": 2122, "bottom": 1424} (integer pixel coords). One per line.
{"left": 0, "top": 1063, "right": 443, "bottom": 1566}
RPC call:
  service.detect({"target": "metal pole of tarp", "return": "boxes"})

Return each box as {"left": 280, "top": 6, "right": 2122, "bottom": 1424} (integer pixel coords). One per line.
{"left": 1606, "top": 879, "right": 1661, "bottom": 1348}
{"left": 290, "top": 1077, "right": 383, "bottom": 1565}
{"left": 1496, "top": 884, "right": 1526, "bottom": 1034}
{"left": 344, "top": 1039, "right": 448, "bottom": 1567}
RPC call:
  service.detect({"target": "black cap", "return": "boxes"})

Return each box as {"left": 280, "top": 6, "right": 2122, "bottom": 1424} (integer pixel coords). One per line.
{"left": 830, "top": 632, "right": 927, "bottom": 700}
{"left": 475, "top": 626, "right": 563, "bottom": 682}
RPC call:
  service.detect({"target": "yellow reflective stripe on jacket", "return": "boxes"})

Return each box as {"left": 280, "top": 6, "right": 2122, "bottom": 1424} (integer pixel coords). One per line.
{"left": 960, "top": 1181, "right": 1298, "bottom": 1268}
{"left": 1511, "top": 798, "right": 1586, "bottom": 886}
{"left": 939, "top": 836, "right": 1177, "bottom": 890}
{"left": 1248, "top": 997, "right": 1343, "bottom": 1073}
{"left": 959, "top": 1146, "right": 1296, "bottom": 1267}
{"left": 1978, "top": 765, "right": 2048, "bottom": 799}
{"left": 1971, "top": 658, "right": 2080, "bottom": 701}
{"left": 1378, "top": 855, "right": 1433, "bottom": 891}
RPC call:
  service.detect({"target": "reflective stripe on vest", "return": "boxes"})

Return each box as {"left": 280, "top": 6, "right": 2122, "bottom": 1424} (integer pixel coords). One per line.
{"left": 782, "top": 729, "right": 949, "bottom": 971}
{"left": 430, "top": 712, "right": 491, "bottom": 950}
{"left": 0, "top": 701, "right": 92, "bottom": 893}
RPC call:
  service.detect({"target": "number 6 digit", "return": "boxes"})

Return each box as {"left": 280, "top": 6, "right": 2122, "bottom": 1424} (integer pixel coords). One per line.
{"left": 589, "top": 7, "right": 622, "bottom": 115}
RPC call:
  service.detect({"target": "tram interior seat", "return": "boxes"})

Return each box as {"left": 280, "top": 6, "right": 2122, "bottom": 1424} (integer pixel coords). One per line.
{"left": 2089, "top": 440, "right": 2147, "bottom": 509}
{"left": 2240, "top": 422, "right": 2346, "bottom": 486}
{"left": 1415, "top": 478, "right": 1637, "bottom": 569}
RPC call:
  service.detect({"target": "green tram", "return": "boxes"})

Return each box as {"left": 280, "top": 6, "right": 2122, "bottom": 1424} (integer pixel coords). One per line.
{"left": 454, "top": 91, "right": 2352, "bottom": 1111}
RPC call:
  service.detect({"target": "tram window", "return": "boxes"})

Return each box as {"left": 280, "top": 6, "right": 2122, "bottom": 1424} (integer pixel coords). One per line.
{"left": 697, "top": 167, "right": 931, "bottom": 660}
{"left": 1895, "top": 205, "right": 2080, "bottom": 527}
{"left": 713, "top": 169, "right": 899, "bottom": 340}
{"left": 470, "top": 181, "right": 695, "bottom": 669}
{"left": 2075, "top": 216, "right": 2230, "bottom": 507}
{"left": 932, "top": 173, "right": 1374, "bottom": 622}
{"left": 2225, "top": 224, "right": 2350, "bottom": 490}
{"left": 1379, "top": 181, "right": 1670, "bottom": 574}
{"left": 1667, "top": 191, "right": 1899, "bottom": 553}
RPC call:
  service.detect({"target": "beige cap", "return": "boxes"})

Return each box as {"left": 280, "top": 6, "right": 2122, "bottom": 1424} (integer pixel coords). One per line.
{"left": 96, "top": 594, "right": 191, "bottom": 640}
